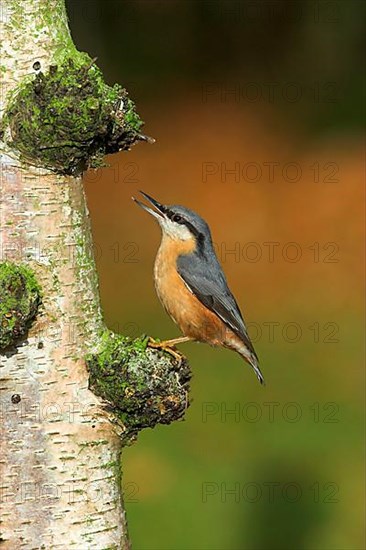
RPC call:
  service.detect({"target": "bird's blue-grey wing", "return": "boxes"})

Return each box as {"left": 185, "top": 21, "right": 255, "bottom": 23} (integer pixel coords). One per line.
{"left": 177, "top": 251, "right": 258, "bottom": 360}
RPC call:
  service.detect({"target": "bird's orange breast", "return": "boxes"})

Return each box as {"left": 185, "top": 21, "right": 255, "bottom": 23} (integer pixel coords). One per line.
{"left": 154, "top": 235, "right": 227, "bottom": 344}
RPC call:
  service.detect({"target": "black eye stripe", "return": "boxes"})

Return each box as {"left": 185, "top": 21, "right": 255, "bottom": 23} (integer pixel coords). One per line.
{"left": 167, "top": 211, "right": 184, "bottom": 224}
{"left": 167, "top": 211, "right": 205, "bottom": 247}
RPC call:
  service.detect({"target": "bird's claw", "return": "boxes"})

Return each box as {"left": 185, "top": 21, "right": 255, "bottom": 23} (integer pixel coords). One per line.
{"left": 147, "top": 337, "right": 184, "bottom": 366}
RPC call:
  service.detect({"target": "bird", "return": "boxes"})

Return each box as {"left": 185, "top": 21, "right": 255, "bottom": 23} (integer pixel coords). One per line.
{"left": 132, "top": 191, "right": 265, "bottom": 385}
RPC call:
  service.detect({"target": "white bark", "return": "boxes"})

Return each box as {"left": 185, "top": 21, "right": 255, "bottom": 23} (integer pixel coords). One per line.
{"left": 0, "top": 1, "right": 129, "bottom": 548}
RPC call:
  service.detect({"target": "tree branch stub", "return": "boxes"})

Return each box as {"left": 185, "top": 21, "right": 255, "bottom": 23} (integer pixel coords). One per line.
{"left": 87, "top": 331, "right": 192, "bottom": 444}
{"left": 1, "top": 57, "right": 146, "bottom": 176}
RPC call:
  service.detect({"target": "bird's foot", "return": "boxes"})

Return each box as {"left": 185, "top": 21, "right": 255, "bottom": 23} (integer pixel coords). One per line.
{"left": 147, "top": 337, "right": 186, "bottom": 366}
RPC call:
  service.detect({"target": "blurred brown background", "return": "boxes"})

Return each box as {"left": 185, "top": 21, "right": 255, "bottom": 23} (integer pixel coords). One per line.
{"left": 66, "top": 1, "right": 364, "bottom": 548}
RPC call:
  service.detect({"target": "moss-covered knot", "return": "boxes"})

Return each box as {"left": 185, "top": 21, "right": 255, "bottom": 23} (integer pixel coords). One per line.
{"left": 0, "top": 262, "right": 42, "bottom": 351}
{"left": 86, "top": 331, "right": 192, "bottom": 442}
{"left": 1, "top": 55, "right": 150, "bottom": 176}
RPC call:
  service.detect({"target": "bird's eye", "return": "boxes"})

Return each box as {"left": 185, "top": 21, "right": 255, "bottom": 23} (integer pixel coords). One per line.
{"left": 172, "top": 214, "right": 182, "bottom": 223}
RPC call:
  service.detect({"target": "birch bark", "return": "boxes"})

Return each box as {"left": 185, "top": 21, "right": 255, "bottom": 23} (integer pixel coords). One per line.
{"left": 0, "top": 1, "right": 129, "bottom": 547}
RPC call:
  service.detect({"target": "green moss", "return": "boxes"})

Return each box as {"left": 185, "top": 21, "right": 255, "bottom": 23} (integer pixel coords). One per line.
{"left": 1, "top": 57, "right": 147, "bottom": 175}
{"left": 86, "top": 330, "right": 192, "bottom": 442}
{"left": 0, "top": 262, "right": 42, "bottom": 351}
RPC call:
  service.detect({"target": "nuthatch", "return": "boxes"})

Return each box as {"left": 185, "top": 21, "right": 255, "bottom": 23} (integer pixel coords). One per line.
{"left": 132, "top": 191, "right": 265, "bottom": 385}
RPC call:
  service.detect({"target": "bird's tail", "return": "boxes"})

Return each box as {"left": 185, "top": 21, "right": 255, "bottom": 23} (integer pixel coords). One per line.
{"left": 236, "top": 344, "right": 265, "bottom": 385}
{"left": 224, "top": 337, "right": 265, "bottom": 385}
{"left": 246, "top": 352, "right": 265, "bottom": 386}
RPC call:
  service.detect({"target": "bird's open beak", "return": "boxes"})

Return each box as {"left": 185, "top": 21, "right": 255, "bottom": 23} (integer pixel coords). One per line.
{"left": 132, "top": 191, "right": 167, "bottom": 221}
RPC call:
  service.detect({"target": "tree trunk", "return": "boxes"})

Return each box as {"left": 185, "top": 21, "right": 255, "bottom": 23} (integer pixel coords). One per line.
{"left": 0, "top": 1, "right": 190, "bottom": 548}
{"left": 0, "top": 1, "right": 129, "bottom": 547}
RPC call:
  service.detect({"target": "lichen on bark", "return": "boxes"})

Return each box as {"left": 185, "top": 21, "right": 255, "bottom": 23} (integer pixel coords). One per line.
{"left": 87, "top": 330, "right": 192, "bottom": 443}
{"left": 1, "top": 55, "right": 147, "bottom": 175}
{"left": 0, "top": 261, "right": 42, "bottom": 351}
